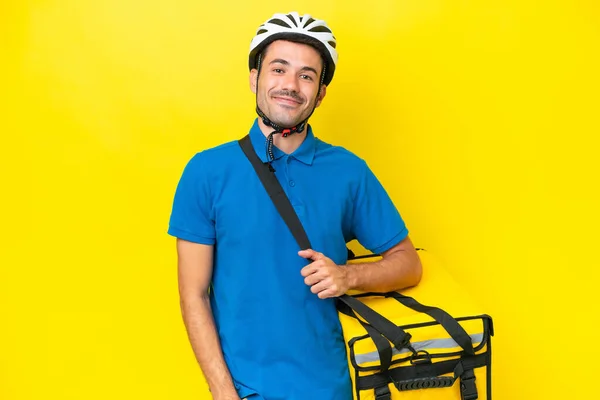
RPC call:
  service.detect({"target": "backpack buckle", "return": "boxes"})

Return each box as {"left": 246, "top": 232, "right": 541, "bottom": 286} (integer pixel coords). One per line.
{"left": 374, "top": 385, "right": 391, "bottom": 400}
{"left": 460, "top": 369, "right": 478, "bottom": 400}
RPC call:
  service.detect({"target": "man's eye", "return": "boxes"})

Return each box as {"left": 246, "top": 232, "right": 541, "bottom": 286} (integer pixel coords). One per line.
{"left": 273, "top": 68, "right": 284, "bottom": 73}
{"left": 300, "top": 74, "right": 313, "bottom": 80}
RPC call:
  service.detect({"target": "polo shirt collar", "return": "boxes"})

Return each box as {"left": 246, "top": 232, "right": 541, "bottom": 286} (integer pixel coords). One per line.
{"left": 248, "top": 118, "right": 316, "bottom": 165}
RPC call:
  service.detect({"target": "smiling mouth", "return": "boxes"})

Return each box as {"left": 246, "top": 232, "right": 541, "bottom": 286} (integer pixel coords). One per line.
{"left": 273, "top": 96, "right": 303, "bottom": 105}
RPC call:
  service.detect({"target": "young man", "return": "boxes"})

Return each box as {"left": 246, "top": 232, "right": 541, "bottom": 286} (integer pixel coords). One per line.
{"left": 168, "top": 12, "right": 422, "bottom": 400}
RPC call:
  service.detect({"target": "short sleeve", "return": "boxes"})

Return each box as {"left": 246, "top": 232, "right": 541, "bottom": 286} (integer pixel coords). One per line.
{"left": 351, "top": 160, "right": 408, "bottom": 254}
{"left": 167, "top": 153, "right": 216, "bottom": 244}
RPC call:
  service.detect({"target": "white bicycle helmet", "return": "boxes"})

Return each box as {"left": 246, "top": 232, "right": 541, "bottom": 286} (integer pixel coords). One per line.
{"left": 249, "top": 11, "right": 338, "bottom": 86}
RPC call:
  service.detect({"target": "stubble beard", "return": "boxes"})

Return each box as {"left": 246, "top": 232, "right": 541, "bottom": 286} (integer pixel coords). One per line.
{"left": 257, "top": 90, "right": 314, "bottom": 129}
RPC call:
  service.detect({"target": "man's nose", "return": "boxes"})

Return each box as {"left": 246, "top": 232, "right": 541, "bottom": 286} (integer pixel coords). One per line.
{"left": 281, "top": 73, "right": 300, "bottom": 92}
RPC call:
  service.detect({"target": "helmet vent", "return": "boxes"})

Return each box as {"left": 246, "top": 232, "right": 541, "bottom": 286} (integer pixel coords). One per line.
{"left": 303, "top": 17, "right": 316, "bottom": 26}
{"left": 285, "top": 14, "right": 298, "bottom": 27}
{"left": 308, "top": 26, "right": 332, "bottom": 33}
{"left": 268, "top": 18, "right": 292, "bottom": 28}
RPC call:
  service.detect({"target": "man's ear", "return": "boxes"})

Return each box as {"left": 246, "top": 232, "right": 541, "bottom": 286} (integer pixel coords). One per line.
{"left": 315, "top": 84, "right": 327, "bottom": 108}
{"left": 249, "top": 69, "right": 258, "bottom": 94}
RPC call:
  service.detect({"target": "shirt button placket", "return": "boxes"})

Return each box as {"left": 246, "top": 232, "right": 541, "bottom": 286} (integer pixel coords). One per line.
{"left": 286, "top": 156, "right": 295, "bottom": 187}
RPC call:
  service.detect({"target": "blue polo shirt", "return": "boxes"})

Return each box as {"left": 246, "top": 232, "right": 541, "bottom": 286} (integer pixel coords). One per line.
{"left": 168, "top": 119, "right": 408, "bottom": 400}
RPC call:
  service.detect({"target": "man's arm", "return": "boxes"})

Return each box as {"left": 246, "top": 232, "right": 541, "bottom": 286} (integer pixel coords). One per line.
{"left": 299, "top": 236, "right": 422, "bottom": 298}
{"left": 345, "top": 236, "right": 422, "bottom": 292}
{"left": 177, "top": 239, "right": 240, "bottom": 400}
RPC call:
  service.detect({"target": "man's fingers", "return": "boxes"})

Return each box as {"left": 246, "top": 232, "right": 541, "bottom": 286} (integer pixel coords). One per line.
{"left": 309, "top": 278, "right": 331, "bottom": 295}
{"left": 298, "top": 249, "right": 326, "bottom": 261}
{"left": 304, "top": 269, "right": 327, "bottom": 286}
{"left": 298, "top": 250, "right": 341, "bottom": 299}
{"left": 317, "top": 288, "right": 337, "bottom": 299}
{"left": 306, "top": 274, "right": 342, "bottom": 298}
{"left": 300, "top": 260, "right": 325, "bottom": 277}
{"left": 314, "top": 281, "right": 341, "bottom": 298}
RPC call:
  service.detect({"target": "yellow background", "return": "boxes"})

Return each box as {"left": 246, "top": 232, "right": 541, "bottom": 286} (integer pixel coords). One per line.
{"left": 1, "top": 1, "right": 598, "bottom": 399}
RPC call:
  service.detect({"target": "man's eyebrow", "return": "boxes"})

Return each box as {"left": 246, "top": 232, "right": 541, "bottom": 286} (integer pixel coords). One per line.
{"left": 269, "top": 58, "right": 290, "bottom": 66}
{"left": 269, "top": 59, "right": 319, "bottom": 75}
{"left": 299, "top": 66, "right": 318, "bottom": 76}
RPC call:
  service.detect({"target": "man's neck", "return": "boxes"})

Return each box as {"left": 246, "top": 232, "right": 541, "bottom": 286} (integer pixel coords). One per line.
{"left": 257, "top": 118, "right": 307, "bottom": 155}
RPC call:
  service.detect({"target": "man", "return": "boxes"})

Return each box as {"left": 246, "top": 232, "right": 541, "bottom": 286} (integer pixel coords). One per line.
{"left": 168, "top": 11, "right": 422, "bottom": 400}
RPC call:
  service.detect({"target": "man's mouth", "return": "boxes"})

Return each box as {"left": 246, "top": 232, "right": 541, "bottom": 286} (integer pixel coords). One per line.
{"left": 273, "top": 96, "right": 303, "bottom": 105}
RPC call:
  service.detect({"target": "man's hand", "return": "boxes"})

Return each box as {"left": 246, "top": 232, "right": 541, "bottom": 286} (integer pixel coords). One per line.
{"left": 298, "top": 249, "right": 351, "bottom": 298}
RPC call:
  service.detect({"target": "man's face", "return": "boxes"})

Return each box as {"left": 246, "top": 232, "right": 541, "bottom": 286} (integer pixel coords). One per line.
{"left": 250, "top": 40, "right": 327, "bottom": 128}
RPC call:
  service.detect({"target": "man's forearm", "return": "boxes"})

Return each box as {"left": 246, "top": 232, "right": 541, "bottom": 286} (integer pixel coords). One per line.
{"left": 180, "top": 294, "right": 239, "bottom": 399}
{"left": 345, "top": 248, "right": 421, "bottom": 293}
